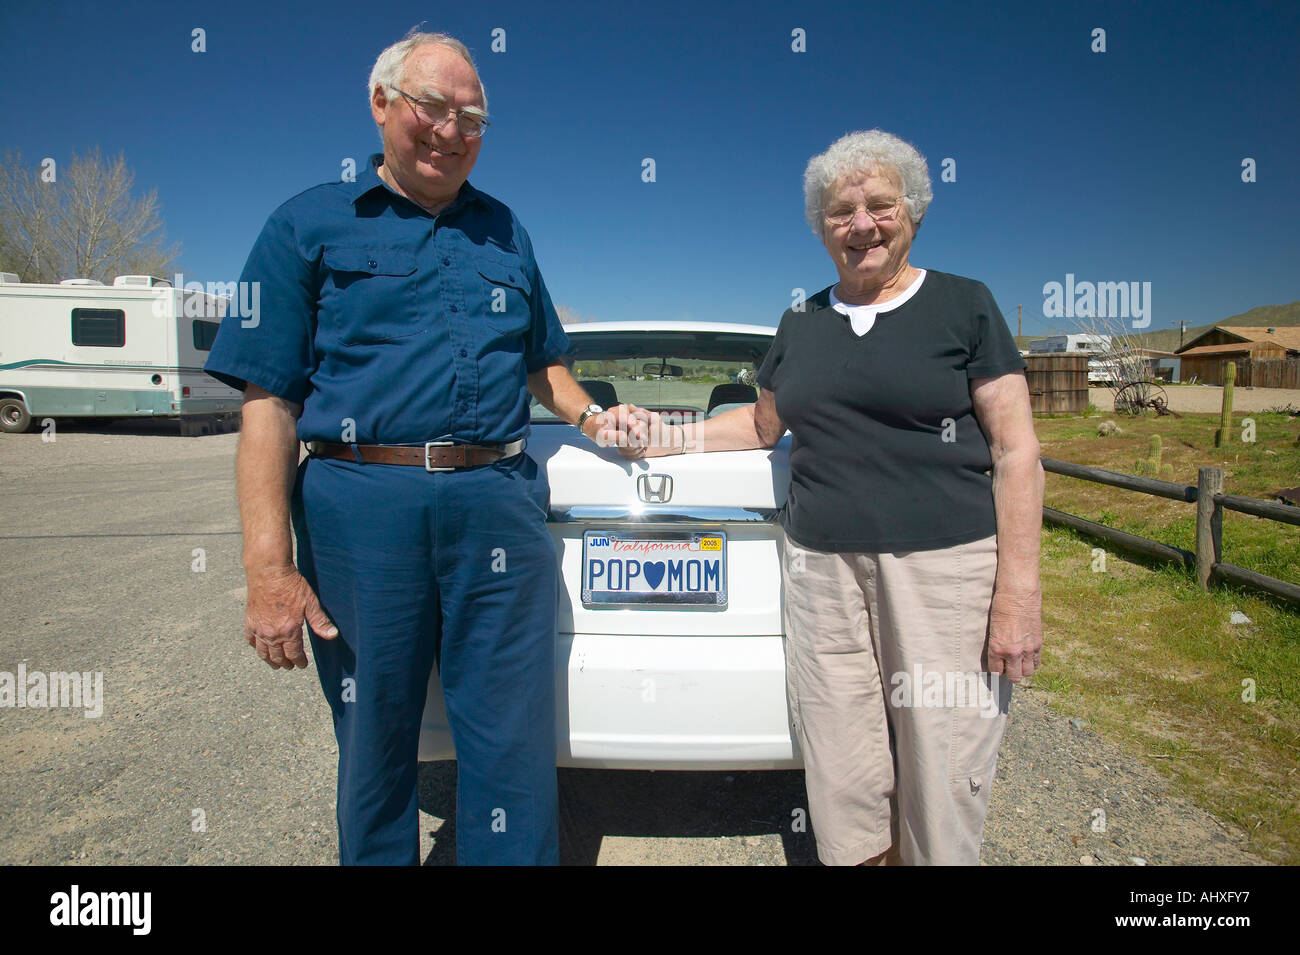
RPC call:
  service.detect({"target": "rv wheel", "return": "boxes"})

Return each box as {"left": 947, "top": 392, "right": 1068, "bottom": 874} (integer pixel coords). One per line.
{"left": 0, "top": 397, "right": 33, "bottom": 434}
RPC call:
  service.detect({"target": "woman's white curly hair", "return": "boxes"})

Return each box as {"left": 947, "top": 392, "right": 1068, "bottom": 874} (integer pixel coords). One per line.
{"left": 803, "top": 130, "right": 933, "bottom": 236}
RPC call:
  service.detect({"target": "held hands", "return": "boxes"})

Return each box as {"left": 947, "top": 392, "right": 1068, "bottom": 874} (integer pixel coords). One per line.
{"left": 587, "top": 404, "right": 682, "bottom": 459}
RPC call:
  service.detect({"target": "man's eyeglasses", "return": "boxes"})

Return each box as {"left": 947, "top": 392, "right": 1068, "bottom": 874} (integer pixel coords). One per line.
{"left": 393, "top": 88, "right": 489, "bottom": 139}
{"left": 823, "top": 198, "right": 904, "bottom": 227}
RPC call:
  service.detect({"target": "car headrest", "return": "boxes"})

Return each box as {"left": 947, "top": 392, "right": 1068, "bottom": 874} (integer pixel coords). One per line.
{"left": 707, "top": 383, "right": 757, "bottom": 412}
{"left": 581, "top": 380, "right": 619, "bottom": 409}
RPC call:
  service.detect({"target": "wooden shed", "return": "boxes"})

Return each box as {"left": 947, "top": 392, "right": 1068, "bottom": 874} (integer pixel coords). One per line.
{"left": 1178, "top": 341, "right": 1290, "bottom": 386}
{"left": 1176, "top": 325, "right": 1300, "bottom": 386}
{"left": 1025, "top": 355, "right": 1088, "bottom": 415}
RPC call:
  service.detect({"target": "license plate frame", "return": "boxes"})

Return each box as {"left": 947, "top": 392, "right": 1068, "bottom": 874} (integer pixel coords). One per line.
{"left": 581, "top": 529, "right": 727, "bottom": 608}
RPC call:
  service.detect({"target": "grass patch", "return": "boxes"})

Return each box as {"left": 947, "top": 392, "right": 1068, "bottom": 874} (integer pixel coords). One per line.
{"left": 1030, "top": 410, "right": 1300, "bottom": 863}
{"left": 1039, "top": 410, "right": 1300, "bottom": 574}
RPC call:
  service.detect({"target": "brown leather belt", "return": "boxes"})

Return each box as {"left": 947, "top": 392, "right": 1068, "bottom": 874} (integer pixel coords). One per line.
{"left": 307, "top": 438, "right": 525, "bottom": 471}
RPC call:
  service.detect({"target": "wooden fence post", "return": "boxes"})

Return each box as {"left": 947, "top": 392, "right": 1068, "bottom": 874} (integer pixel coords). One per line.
{"left": 1196, "top": 467, "right": 1224, "bottom": 588}
{"left": 1214, "top": 361, "right": 1236, "bottom": 447}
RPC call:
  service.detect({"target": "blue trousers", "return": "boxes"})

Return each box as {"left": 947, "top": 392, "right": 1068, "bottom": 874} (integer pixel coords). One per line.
{"left": 291, "top": 450, "right": 559, "bottom": 865}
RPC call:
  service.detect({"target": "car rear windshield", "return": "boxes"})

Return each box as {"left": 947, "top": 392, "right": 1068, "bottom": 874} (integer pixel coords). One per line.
{"left": 531, "top": 328, "right": 774, "bottom": 423}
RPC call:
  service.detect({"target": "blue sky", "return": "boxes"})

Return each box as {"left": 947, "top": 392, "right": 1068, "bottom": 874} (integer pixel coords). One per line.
{"left": 1, "top": 0, "right": 1296, "bottom": 335}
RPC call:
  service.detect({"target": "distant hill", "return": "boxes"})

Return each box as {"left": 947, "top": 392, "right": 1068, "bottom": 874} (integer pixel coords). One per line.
{"left": 1217, "top": 301, "right": 1300, "bottom": 328}
{"left": 1021, "top": 300, "right": 1300, "bottom": 353}
{"left": 1135, "top": 325, "right": 1209, "bottom": 352}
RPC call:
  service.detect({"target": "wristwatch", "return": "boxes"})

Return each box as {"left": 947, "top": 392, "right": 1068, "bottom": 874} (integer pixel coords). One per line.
{"left": 576, "top": 404, "right": 603, "bottom": 430}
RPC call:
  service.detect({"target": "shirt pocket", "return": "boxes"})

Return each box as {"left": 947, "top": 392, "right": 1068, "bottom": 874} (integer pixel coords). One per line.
{"left": 475, "top": 256, "right": 533, "bottom": 335}
{"left": 320, "top": 246, "right": 422, "bottom": 345}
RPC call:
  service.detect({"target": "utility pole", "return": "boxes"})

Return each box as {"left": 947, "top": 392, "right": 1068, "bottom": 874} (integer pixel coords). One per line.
{"left": 1017, "top": 303, "right": 1022, "bottom": 339}
{"left": 1179, "top": 321, "right": 1186, "bottom": 349}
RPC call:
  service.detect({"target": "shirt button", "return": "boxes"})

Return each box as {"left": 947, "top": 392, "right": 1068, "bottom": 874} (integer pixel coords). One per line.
{"left": 459, "top": 348, "right": 467, "bottom": 358}
{"left": 442, "top": 257, "right": 451, "bottom": 266}
{"left": 367, "top": 259, "right": 376, "bottom": 269}
{"left": 450, "top": 305, "right": 458, "bottom": 313}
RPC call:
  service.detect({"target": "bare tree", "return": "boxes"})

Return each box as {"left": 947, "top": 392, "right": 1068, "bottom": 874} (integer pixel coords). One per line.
{"left": 1067, "top": 313, "right": 1184, "bottom": 416}
{"left": 1070, "top": 313, "right": 1153, "bottom": 392}
{"left": 556, "top": 303, "right": 596, "bottom": 324}
{"left": 0, "top": 147, "right": 179, "bottom": 283}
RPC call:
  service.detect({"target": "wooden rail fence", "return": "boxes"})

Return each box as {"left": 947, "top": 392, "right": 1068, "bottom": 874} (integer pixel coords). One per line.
{"left": 1041, "top": 457, "right": 1300, "bottom": 605}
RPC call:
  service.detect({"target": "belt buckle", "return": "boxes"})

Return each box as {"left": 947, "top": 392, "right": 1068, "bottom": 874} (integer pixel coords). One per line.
{"left": 424, "top": 440, "right": 455, "bottom": 472}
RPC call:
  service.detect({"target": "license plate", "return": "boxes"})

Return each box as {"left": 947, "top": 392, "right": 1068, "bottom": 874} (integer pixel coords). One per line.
{"left": 581, "top": 530, "right": 727, "bottom": 607}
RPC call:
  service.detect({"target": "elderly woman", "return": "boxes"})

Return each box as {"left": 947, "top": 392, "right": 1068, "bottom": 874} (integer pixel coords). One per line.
{"left": 626, "top": 130, "right": 1043, "bottom": 866}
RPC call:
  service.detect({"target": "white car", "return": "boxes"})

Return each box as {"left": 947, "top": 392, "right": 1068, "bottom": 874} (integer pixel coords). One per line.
{"left": 418, "top": 320, "right": 801, "bottom": 769}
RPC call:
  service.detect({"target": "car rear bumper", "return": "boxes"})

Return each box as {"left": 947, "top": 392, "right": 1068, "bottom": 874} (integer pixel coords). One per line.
{"left": 418, "top": 632, "right": 802, "bottom": 770}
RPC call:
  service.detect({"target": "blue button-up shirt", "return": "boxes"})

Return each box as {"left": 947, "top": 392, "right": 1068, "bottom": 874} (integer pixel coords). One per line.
{"left": 204, "top": 153, "right": 569, "bottom": 445}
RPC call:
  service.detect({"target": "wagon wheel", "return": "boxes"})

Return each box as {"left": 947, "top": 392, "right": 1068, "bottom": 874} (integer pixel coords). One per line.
{"left": 1146, "top": 386, "right": 1180, "bottom": 418}
{"left": 1114, "top": 380, "right": 1169, "bottom": 416}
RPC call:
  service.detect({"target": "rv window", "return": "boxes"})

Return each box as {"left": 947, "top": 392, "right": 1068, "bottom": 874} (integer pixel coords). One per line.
{"left": 193, "top": 319, "right": 221, "bottom": 351}
{"left": 71, "top": 308, "right": 126, "bottom": 347}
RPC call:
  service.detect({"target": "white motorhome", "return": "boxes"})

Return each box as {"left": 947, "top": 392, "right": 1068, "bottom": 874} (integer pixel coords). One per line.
{"left": 1028, "top": 334, "right": 1113, "bottom": 355}
{"left": 0, "top": 273, "right": 242, "bottom": 434}
{"left": 1028, "top": 334, "right": 1120, "bottom": 385}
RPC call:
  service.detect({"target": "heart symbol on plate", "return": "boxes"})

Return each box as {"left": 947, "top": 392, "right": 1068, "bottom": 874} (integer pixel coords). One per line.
{"left": 642, "top": 561, "right": 666, "bottom": 589}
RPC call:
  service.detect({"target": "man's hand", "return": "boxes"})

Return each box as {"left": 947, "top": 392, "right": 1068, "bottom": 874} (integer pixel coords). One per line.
{"left": 244, "top": 563, "right": 338, "bottom": 669}
{"left": 609, "top": 398, "right": 781, "bottom": 459}
{"left": 594, "top": 403, "right": 681, "bottom": 459}
{"left": 985, "top": 587, "right": 1042, "bottom": 683}
{"left": 583, "top": 404, "right": 644, "bottom": 449}
{"left": 625, "top": 404, "right": 683, "bottom": 459}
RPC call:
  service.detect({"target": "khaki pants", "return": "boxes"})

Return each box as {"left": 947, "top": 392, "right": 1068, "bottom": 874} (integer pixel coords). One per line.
{"left": 782, "top": 532, "right": 1010, "bottom": 865}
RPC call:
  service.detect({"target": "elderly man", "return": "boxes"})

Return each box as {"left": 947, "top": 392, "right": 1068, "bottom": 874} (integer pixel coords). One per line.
{"left": 205, "top": 31, "right": 639, "bottom": 865}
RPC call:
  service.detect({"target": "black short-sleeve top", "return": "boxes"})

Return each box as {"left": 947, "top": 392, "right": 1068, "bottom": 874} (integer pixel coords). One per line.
{"left": 755, "top": 270, "right": 1027, "bottom": 553}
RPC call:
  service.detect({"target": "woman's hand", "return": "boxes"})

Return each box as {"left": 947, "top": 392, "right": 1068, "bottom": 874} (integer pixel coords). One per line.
{"left": 971, "top": 372, "right": 1044, "bottom": 684}
{"left": 613, "top": 404, "right": 682, "bottom": 459}
{"left": 611, "top": 396, "right": 782, "bottom": 459}
{"left": 985, "top": 587, "right": 1042, "bottom": 682}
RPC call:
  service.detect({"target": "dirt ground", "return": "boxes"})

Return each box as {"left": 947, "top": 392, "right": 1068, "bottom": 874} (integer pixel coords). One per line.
{"left": 1089, "top": 385, "right": 1300, "bottom": 415}
{"left": 0, "top": 422, "right": 1271, "bottom": 866}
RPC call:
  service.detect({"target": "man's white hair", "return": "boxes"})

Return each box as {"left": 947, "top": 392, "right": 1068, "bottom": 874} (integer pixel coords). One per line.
{"left": 367, "top": 29, "right": 487, "bottom": 115}
{"left": 803, "top": 130, "right": 933, "bottom": 236}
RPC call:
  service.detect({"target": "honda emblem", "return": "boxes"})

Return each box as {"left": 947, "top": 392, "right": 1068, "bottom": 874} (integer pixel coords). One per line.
{"left": 637, "top": 473, "right": 673, "bottom": 504}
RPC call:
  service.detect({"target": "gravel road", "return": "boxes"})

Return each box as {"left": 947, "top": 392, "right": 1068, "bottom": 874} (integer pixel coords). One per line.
{"left": 0, "top": 422, "right": 1266, "bottom": 865}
